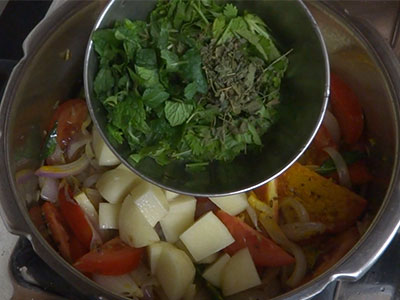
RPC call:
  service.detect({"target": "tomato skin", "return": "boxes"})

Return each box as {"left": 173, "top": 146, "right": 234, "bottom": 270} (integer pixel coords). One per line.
{"left": 58, "top": 187, "right": 92, "bottom": 251}
{"left": 330, "top": 72, "right": 364, "bottom": 145}
{"left": 49, "top": 99, "right": 88, "bottom": 149}
{"left": 216, "top": 210, "right": 295, "bottom": 267}
{"left": 41, "top": 202, "right": 72, "bottom": 262}
{"left": 74, "top": 237, "right": 144, "bottom": 275}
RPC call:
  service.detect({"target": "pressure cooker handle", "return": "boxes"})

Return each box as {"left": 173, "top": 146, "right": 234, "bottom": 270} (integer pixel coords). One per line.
{"left": 0, "top": 59, "right": 33, "bottom": 236}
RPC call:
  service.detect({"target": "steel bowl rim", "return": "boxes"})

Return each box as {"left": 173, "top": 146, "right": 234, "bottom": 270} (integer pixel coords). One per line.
{"left": 84, "top": 0, "right": 330, "bottom": 197}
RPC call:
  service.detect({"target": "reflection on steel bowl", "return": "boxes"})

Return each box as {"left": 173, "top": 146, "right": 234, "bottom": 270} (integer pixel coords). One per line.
{"left": 0, "top": 1, "right": 400, "bottom": 300}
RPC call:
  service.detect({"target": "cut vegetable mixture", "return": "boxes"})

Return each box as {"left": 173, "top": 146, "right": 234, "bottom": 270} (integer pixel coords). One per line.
{"left": 92, "top": 0, "right": 289, "bottom": 167}
{"left": 30, "top": 71, "right": 373, "bottom": 299}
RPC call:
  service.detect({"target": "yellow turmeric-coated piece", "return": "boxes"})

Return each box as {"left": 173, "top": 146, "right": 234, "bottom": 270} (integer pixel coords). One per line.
{"left": 277, "top": 163, "right": 367, "bottom": 233}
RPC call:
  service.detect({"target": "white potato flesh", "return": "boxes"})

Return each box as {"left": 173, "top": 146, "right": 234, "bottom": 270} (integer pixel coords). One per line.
{"left": 74, "top": 191, "right": 99, "bottom": 226}
{"left": 202, "top": 253, "right": 230, "bottom": 288}
{"left": 99, "top": 202, "right": 121, "bottom": 229}
{"left": 160, "top": 195, "right": 196, "bottom": 243}
{"left": 183, "top": 284, "right": 196, "bottom": 300}
{"left": 147, "top": 241, "right": 175, "bottom": 274}
{"left": 156, "top": 245, "right": 195, "bottom": 300}
{"left": 119, "top": 194, "right": 160, "bottom": 247}
{"left": 221, "top": 248, "right": 261, "bottom": 296}
{"left": 179, "top": 211, "right": 234, "bottom": 262}
{"left": 209, "top": 193, "right": 248, "bottom": 216}
{"left": 165, "top": 190, "right": 180, "bottom": 201}
{"left": 92, "top": 128, "right": 120, "bottom": 166}
{"left": 96, "top": 164, "right": 140, "bottom": 204}
{"left": 132, "top": 182, "right": 169, "bottom": 227}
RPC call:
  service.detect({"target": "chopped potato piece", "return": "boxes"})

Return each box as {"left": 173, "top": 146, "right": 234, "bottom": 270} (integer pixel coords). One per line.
{"left": 119, "top": 194, "right": 160, "bottom": 247}
{"left": 96, "top": 164, "right": 140, "bottom": 204}
{"left": 99, "top": 203, "right": 121, "bottom": 229}
{"left": 92, "top": 128, "right": 120, "bottom": 166}
{"left": 221, "top": 248, "right": 261, "bottom": 296}
{"left": 179, "top": 211, "right": 234, "bottom": 262}
{"left": 160, "top": 195, "right": 196, "bottom": 243}
{"left": 132, "top": 182, "right": 169, "bottom": 227}
{"left": 202, "top": 253, "right": 230, "bottom": 287}
{"left": 209, "top": 193, "right": 248, "bottom": 216}
{"left": 156, "top": 245, "right": 195, "bottom": 300}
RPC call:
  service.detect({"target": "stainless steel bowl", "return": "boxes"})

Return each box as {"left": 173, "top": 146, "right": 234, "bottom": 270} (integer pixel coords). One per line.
{"left": 0, "top": 1, "right": 400, "bottom": 300}
{"left": 84, "top": 0, "right": 329, "bottom": 197}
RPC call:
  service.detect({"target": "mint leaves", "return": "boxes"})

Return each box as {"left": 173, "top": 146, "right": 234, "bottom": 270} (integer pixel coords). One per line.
{"left": 92, "top": 0, "right": 289, "bottom": 166}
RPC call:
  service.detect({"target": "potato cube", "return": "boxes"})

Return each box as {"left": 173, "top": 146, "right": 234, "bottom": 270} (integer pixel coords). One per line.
{"left": 202, "top": 253, "right": 230, "bottom": 287}
{"left": 96, "top": 164, "right": 140, "bottom": 204}
{"left": 132, "top": 182, "right": 169, "bottom": 227}
{"left": 209, "top": 193, "right": 248, "bottom": 216}
{"left": 160, "top": 195, "right": 196, "bottom": 243}
{"left": 156, "top": 245, "right": 195, "bottom": 300}
{"left": 221, "top": 248, "right": 261, "bottom": 296}
{"left": 99, "top": 202, "right": 121, "bottom": 229}
{"left": 179, "top": 211, "right": 234, "bottom": 262}
{"left": 119, "top": 194, "right": 160, "bottom": 247}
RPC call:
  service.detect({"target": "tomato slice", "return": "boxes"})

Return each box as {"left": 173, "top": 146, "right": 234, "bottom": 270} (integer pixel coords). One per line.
{"left": 216, "top": 210, "right": 295, "bottom": 267}
{"left": 74, "top": 237, "right": 144, "bottom": 275}
{"left": 41, "top": 202, "right": 72, "bottom": 262}
{"left": 58, "top": 187, "right": 92, "bottom": 250}
{"left": 330, "top": 72, "right": 364, "bottom": 145}
{"left": 49, "top": 99, "right": 88, "bottom": 149}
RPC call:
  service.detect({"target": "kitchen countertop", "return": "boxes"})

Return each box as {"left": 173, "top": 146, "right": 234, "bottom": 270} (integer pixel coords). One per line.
{"left": 0, "top": 1, "right": 399, "bottom": 300}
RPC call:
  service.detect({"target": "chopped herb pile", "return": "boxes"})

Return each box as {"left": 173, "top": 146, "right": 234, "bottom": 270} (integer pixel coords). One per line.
{"left": 92, "top": 0, "right": 290, "bottom": 166}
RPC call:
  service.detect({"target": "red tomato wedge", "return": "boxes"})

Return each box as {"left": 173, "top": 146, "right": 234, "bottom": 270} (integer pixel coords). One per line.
{"left": 216, "top": 210, "right": 295, "bottom": 267}
{"left": 330, "top": 72, "right": 364, "bottom": 145}
{"left": 41, "top": 202, "right": 72, "bottom": 262}
{"left": 49, "top": 99, "right": 88, "bottom": 149}
{"left": 74, "top": 237, "right": 144, "bottom": 275}
{"left": 58, "top": 187, "right": 92, "bottom": 250}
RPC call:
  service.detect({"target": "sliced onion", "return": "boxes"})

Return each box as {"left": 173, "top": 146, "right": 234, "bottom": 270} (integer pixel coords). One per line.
{"left": 92, "top": 273, "right": 142, "bottom": 298}
{"left": 323, "top": 146, "right": 352, "bottom": 189}
{"left": 81, "top": 115, "right": 92, "bottom": 136}
{"left": 39, "top": 177, "right": 59, "bottom": 202}
{"left": 280, "top": 197, "right": 310, "bottom": 223}
{"left": 35, "top": 154, "right": 89, "bottom": 178}
{"left": 67, "top": 133, "right": 91, "bottom": 160}
{"left": 89, "top": 220, "right": 103, "bottom": 250}
{"left": 83, "top": 173, "right": 101, "bottom": 188}
{"left": 246, "top": 205, "right": 261, "bottom": 231}
{"left": 46, "top": 143, "right": 65, "bottom": 165}
{"left": 259, "top": 214, "right": 307, "bottom": 288}
{"left": 85, "top": 141, "right": 95, "bottom": 160}
{"left": 281, "top": 222, "right": 326, "bottom": 242}
{"left": 323, "top": 110, "right": 341, "bottom": 144}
